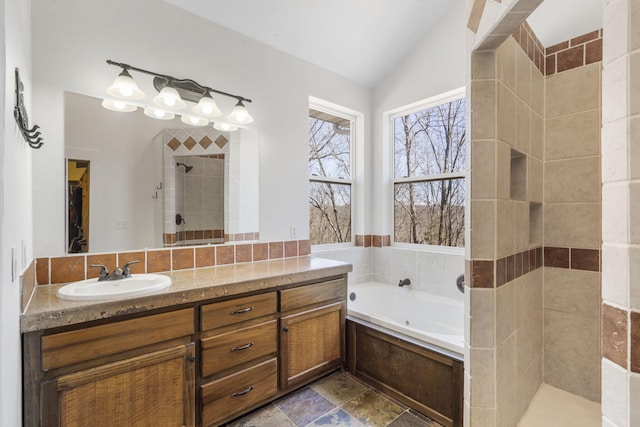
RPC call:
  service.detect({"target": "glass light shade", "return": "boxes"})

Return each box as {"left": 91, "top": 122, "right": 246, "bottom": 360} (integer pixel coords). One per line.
{"left": 106, "top": 69, "right": 145, "bottom": 100}
{"left": 226, "top": 100, "right": 254, "bottom": 124}
{"left": 213, "top": 122, "right": 238, "bottom": 132}
{"left": 153, "top": 86, "right": 186, "bottom": 109}
{"left": 144, "top": 106, "right": 175, "bottom": 120}
{"left": 101, "top": 99, "right": 137, "bottom": 112}
{"left": 180, "top": 114, "right": 209, "bottom": 127}
{"left": 192, "top": 94, "right": 222, "bottom": 118}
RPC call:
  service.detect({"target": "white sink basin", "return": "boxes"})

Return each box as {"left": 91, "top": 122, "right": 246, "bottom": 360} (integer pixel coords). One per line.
{"left": 57, "top": 274, "right": 172, "bottom": 301}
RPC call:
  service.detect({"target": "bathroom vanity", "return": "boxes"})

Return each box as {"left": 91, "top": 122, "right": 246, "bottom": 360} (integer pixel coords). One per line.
{"left": 21, "top": 257, "right": 350, "bottom": 427}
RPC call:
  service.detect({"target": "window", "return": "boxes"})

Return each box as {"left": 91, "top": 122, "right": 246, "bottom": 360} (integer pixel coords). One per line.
{"left": 392, "top": 94, "right": 466, "bottom": 247}
{"left": 308, "top": 107, "right": 352, "bottom": 245}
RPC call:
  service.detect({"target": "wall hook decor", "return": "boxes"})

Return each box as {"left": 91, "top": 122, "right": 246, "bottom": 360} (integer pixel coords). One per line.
{"left": 14, "top": 68, "right": 44, "bottom": 149}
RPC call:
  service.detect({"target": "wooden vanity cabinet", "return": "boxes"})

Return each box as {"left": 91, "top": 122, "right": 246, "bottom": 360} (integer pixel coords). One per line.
{"left": 279, "top": 278, "right": 347, "bottom": 390}
{"left": 23, "top": 273, "right": 348, "bottom": 427}
{"left": 23, "top": 308, "right": 196, "bottom": 427}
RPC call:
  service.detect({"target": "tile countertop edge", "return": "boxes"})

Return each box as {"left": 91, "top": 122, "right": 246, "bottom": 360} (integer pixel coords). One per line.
{"left": 20, "top": 256, "right": 352, "bottom": 333}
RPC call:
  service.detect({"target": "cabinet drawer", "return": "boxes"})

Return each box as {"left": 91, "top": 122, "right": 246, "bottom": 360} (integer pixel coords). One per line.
{"left": 201, "top": 358, "right": 277, "bottom": 426}
{"left": 280, "top": 278, "right": 346, "bottom": 312}
{"left": 201, "top": 292, "right": 276, "bottom": 331}
{"left": 42, "top": 308, "right": 194, "bottom": 372}
{"left": 201, "top": 320, "right": 277, "bottom": 377}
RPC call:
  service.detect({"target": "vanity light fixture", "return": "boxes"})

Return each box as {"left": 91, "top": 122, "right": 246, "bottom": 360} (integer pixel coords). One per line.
{"left": 106, "top": 68, "right": 145, "bottom": 100}
{"left": 180, "top": 114, "right": 209, "bottom": 127}
{"left": 226, "top": 100, "right": 254, "bottom": 124}
{"left": 213, "top": 122, "right": 238, "bottom": 132}
{"left": 101, "top": 99, "right": 137, "bottom": 112}
{"left": 103, "top": 60, "right": 253, "bottom": 132}
{"left": 143, "top": 106, "right": 175, "bottom": 120}
{"left": 153, "top": 86, "right": 186, "bottom": 109}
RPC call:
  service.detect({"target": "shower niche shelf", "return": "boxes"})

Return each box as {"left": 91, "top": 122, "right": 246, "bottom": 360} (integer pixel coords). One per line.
{"left": 510, "top": 149, "right": 527, "bottom": 201}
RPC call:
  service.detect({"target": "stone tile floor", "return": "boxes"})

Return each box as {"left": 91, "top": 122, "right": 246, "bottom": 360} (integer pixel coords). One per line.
{"left": 227, "top": 371, "right": 444, "bottom": 427}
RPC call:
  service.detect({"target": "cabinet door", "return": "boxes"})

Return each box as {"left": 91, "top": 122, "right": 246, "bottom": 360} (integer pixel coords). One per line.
{"left": 44, "top": 343, "right": 195, "bottom": 427}
{"left": 280, "top": 302, "right": 345, "bottom": 389}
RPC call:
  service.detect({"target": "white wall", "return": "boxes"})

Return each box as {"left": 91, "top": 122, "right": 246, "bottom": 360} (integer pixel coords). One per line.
{"left": 31, "top": 0, "right": 372, "bottom": 257}
{"left": 371, "top": 2, "right": 466, "bottom": 236}
{"left": 1, "top": 0, "right": 32, "bottom": 424}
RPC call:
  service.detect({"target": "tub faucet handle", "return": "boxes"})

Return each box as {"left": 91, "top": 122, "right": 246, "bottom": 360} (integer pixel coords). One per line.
{"left": 398, "top": 278, "right": 411, "bottom": 287}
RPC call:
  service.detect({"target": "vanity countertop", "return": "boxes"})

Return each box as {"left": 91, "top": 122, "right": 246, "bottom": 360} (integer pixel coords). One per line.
{"left": 21, "top": 256, "right": 352, "bottom": 333}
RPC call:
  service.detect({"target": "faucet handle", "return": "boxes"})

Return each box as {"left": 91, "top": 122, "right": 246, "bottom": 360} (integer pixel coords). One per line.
{"left": 121, "top": 260, "right": 140, "bottom": 277}
{"left": 89, "top": 264, "right": 110, "bottom": 281}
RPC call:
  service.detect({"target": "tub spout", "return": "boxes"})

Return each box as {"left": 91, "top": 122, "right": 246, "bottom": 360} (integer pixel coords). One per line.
{"left": 398, "top": 278, "right": 411, "bottom": 287}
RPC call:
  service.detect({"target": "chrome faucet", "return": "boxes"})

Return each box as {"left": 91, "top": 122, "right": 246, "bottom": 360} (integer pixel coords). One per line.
{"left": 90, "top": 260, "right": 139, "bottom": 281}
{"left": 398, "top": 278, "right": 411, "bottom": 287}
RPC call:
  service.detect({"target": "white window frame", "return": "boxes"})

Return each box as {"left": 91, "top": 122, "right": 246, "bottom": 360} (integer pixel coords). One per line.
{"left": 308, "top": 97, "right": 358, "bottom": 250}
{"left": 387, "top": 87, "right": 466, "bottom": 254}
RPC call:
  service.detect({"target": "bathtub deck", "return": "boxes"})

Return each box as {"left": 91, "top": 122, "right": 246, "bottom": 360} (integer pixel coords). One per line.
{"left": 518, "top": 384, "right": 600, "bottom": 427}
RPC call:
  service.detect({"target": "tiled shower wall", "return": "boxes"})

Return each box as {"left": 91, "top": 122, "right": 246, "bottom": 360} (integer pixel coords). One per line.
{"left": 542, "top": 53, "right": 602, "bottom": 401}
{"left": 467, "top": 28, "right": 544, "bottom": 426}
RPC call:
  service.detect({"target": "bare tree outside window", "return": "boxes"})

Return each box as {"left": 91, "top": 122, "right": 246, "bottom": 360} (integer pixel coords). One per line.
{"left": 393, "top": 97, "right": 466, "bottom": 247}
{"left": 309, "top": 108, "right": 352, "bottom": 245}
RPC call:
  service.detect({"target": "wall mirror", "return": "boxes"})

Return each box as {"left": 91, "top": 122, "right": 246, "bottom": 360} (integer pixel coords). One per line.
{"left": 64, "top": 92, "right": 259, "bottom": 254}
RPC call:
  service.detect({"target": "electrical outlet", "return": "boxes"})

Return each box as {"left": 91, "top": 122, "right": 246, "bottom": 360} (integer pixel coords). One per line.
{"left": 289, "top": 225, "right": 297, "bottom": 239}
{"left": 115, "top": 220, "right": 129, "bottom": 230}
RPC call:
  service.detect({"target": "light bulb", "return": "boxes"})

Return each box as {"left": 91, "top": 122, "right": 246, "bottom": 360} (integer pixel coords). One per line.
{"left": 153, "top": 86, "right": 186, "bottom": 109}
{"left": 180, "top": 114, "right": 208, "bottom": 127}
{"left": 213, "top": 122, "right": 238, "bottom": 132}
{"left": 144, "top": 106, "right": 175, "bottom": 120}
{"left": 226, "top": 100, "right": 254, "bottom": 124}
{"left": 101, "top": 98, "right": 137, "bottom": 112}
{"left": 193, "top": 94, "right": 222, "bottom": 118}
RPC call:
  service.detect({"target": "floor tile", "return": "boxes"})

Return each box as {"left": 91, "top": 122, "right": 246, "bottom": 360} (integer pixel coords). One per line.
{"left": 228, "top": 404, "right": 296, "bottom": 427}
{"left": 307, "top": 408, "right": 366, "bottom": 427}
{"left": 310, "top": 372, "right": 369, "bottom": 405}
{"left": 387, "top": 412, "right": 442, "bottom": 427}
{"left": 342, "top": 389, "right": 405, "bottom": 427}
{"left": 275, "top": 386, "right": 336, "bottom": 426}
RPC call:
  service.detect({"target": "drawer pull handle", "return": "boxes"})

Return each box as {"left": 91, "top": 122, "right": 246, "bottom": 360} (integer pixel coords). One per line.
{"left": 230, "top": 306, "right": 254, "bottom": 315}
{"left": 231, "top": 342, "right": 254, "bottom": 352}
{"left": 232, "top": 386, "right": 254, "bottom": 397}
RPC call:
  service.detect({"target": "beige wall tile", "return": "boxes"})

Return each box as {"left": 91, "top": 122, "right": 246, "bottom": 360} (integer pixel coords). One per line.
{"left": 545, "top": 110, "right": 601, "bottom": 161}
{"left": 630, "top": 181, "right": 640, "bottom": 244}
{"left": 544, "top": 203, "right": 601, "bottom": 248}
{"left": 516, "top": 313, "right": 543, "bottom": 379}
{"left": 602, "top": 56, "right": 628, "bottom": 124}
{"left": 516, "top": 46, "right": 532, "bottom": 105}
{"left": 602, "top": 182, "right": 629, "bottom": 244}
{"left": 630, "top": 246, "right": 640, "bottom": 310}
{"left": 528, "top": 157, "right": 543, "bottom": 203}
{"left": 530, "top": 66, "right": 544, "bottom": 116}
{"left": 497, "top": 83, "right": 516, "bottom": 145}
{"left": 544, "top": 310, "right": 600, "bottom": 361}
{"left": 630, "top": 52, "right": 640, "bottom": 116}
{"left": 603, "top": 0, "right": 628, "bottom": 65}
{"left": 471, "top": 200, "right": 495, "bottom": 259}
{"left": 471, "top": 288, "right": 495, "bottom": 347}
{"left": 473, "top": 50, "right": 496, "bottom": 79}
{"left": 546, "top": 62, "right": 601, "bottom": 118}
{"left": 498, "top": 36, "right": 517, "bottom": 93}
{"left": 496, "top": 142, "right": 512, "bottom": 200}
{"left": 601, "top": 358, "right": 628, "bottom": 422}
{"left": 516, "top": 269, "right": 543, "bottom": 328}
{"left": 602, "top": 117, "right": 628, "bottom": 183}
{"left": 631, "top": 373, "right": 640, "bottom": 426}
{"left": 517, "top": 356, "right": 543, "bottom": 419}
{"left": 496, "top": 387, "right": 520, "bottom": 427}
{"left": 470, "top": 348, "right": 495, "bottom": 407}
{"left": 496, "top": 335, "right": 517, "bottom": 404}
{"left": 515, "top": 99, "right": 531, "bottom": 154}
{"left": 545, "top": 350, "right": 600, "bottom": 402}
{"left": 602, "top": 243, "right": 629, "bottom": 307}
{"left": 496, "top": 200, "right": 515, "bottom": 258}
{"left": 469, "top": 407, "right": 495, "bottom": 426}
{"left": 544, "top": 157, "right": 602, "bottom": 203}
{"left": 472, "top": 80, "right": 497, "bottom": 140}
{"left": 514, "top": 200, "right": 530, "bottom": 252}
{"left": 472, "top": 140, "right": 496, "bottom": 199}
{"left": 496, "top": 281, "right": 515, "bottom": 344}
{"left": 631, "top": 116, "right": 640, "bottom": 179}
{"left": 529, "top": 111, "right": 543, "bottom": 160}
{"left": 544, "top": 268, "right": 601, "bottom": 318}
{"left": 632, "top": 0, "right": 640, "bottom": 51}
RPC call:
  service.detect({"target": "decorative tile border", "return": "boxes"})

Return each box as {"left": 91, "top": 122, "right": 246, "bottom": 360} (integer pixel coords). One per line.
{"left": 602, "top": 303, "right": 628, "bottom": 369}
{"left": 355, "top": 235, "right": 390, "bottom": 248}
{"left": 512, "top": 21, "right": 545, "bottom": 74}
{"left": 544, "top": 29, "right": 603, "bottom": 76}
{"left": 36, "top": 239, "right": 311, "bottom": 286}
{"left": 543, "top": 246, "right": 600, "bottom": 271}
